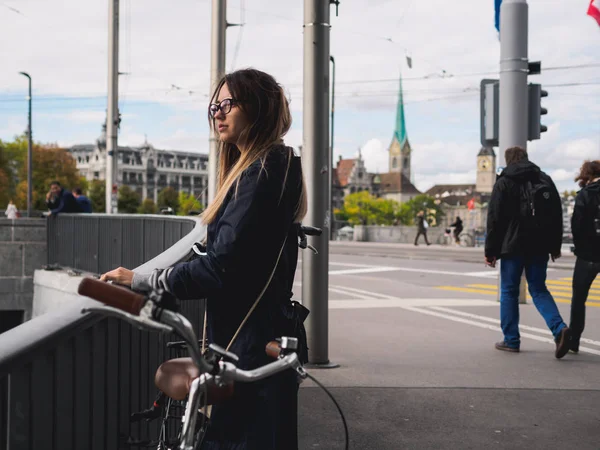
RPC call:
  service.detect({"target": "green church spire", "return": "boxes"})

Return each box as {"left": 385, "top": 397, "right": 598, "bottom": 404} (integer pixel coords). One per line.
{"left": 394, "top": 74, "right": 408, "bottom": 147}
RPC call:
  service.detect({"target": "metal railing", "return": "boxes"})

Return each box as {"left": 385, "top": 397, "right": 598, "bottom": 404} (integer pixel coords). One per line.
{"left": 0, "top": 214, "right": 207, "bottom": 450}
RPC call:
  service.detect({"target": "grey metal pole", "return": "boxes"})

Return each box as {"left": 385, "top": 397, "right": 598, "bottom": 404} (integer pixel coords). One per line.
{"left": 19, "top": 72, "right": 32, "bottom": 218}
{"left": 208, "top": 0, "right": 227, "bottom": 204}
{"left": 106, "top": 0, "right": 119, "bottom": 214}
{"left": 499, "top": 0, "right": 528, "bottom": 304}
{"left": 329, "top": 55, "right": 335, "bottom": 240}
{"left": 303, "top": 0, "right": 336, "bottom": 368}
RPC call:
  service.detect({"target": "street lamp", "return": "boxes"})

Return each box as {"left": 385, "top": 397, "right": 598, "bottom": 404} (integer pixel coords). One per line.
{"left": 329, "top": 55, "right": 335, "bottom": 240}
{"left": 19, "top": 72, "right": 32, "bottom": 218}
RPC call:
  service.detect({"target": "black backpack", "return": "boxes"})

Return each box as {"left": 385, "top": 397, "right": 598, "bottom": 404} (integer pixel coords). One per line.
{"left": 519, "top": 176, "right": 558, "bottom": 232}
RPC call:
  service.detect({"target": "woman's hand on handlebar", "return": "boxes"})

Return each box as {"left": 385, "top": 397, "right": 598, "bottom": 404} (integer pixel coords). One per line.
{"left": 100, "top": 267, "right": 134, "bottom": 287}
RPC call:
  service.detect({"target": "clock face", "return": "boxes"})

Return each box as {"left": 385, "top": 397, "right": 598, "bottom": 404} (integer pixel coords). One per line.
{"left": 479, "top": 159, "right": 490, "bottom": 170}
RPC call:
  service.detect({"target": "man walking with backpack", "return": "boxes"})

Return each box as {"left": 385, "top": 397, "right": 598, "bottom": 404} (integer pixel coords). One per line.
{"left": 485, "top": 147, "right": 571, "bottom": 358}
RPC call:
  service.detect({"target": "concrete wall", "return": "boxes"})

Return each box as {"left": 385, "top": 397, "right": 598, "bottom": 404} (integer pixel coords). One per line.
{"left": 32, "top": 269, "right": 88, "bottom": 318}
{"left": 0, "top": 218, "right": 47, "bottom": 322}
{"left": 353, "top": 225, "right": 448, "bottom": 245}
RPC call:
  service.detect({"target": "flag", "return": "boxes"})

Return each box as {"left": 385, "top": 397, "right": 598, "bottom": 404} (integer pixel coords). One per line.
{"left": 467, "top": 198, "right": 476, "bottom": 211}
{"left": 589, "top": 0, "right": 600, "bottom": 27}
{"left": 406, "top": 55, "right": 412, "bottom": 69}
{"left": 494, "top": 0, "right": 503, "bottom": 32}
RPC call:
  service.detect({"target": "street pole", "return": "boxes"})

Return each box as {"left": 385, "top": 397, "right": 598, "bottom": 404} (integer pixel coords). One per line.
{"left": 106, "top": 0, "right": 119, "bottom": 214}
{"left": 303, "top": 0, "right": 336, "bottom": 368}
{"left": 329, "top": 55, "right": 335, "bottom": 240}
{"left": 19, "top": 72, "right": 32, "bottom": 218}
{"left": 499, "top": 0, "right": 528, "bottom": 304}
{"left": 208, "top": 0, "right": 227, "bottom": 205}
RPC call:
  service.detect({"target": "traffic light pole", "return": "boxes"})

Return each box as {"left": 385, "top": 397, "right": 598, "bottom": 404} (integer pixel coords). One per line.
{"left": 498, "top": 0, "right": 528, "bottom": 304}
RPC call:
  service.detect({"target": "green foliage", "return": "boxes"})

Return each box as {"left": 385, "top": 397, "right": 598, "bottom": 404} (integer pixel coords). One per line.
{"left": 334, "top": 191, "right": 444, "bottom": 226}
{"left": 177, "top": 191, "right": 202, "bottom": 216}
{"left": 117, "top": 185, "right": 141, "bottom": 213}
{"left": 402, "top": 194, "right": 445, "bottom": 226}
{"left": 158, "top": 187, "right": 179, "bottom": 213}
{"left": 138, "top": 198, "right": 158, "bottom": 214}
{"left": 89, "top": 180, "right": 106, "bottom": 213}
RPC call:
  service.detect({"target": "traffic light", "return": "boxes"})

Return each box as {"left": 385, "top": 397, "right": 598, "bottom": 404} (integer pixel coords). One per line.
{"left": 527, "top": 83, "right": 548, "bottom": 141}
{"left": 480, "top": 79, "right": 499, "bottom": 147}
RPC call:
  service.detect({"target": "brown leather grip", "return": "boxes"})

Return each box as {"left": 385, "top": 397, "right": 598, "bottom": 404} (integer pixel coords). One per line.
{"left": 265, "top": 341, "right": 282, "bottom": 359}
{"left": 78, "top": 277, "right": 146, "bottom": 315}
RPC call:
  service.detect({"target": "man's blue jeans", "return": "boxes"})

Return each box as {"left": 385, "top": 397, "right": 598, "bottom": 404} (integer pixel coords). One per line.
{"left": 500, "top": 255, "right": 566, "bottom": 349}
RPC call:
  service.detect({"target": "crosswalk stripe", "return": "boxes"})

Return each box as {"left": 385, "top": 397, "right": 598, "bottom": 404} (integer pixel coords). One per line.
{"left": 437, "top": 285, "right": 600, "bottom": 307}
{"left": 466, "top": 283, "right": 600, "bottom": 298}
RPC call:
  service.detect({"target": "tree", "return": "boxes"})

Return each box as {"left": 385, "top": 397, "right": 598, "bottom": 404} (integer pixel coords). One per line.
{"left": 118, "top": 185, "right": 141, "bottom": 213}
{"left": 138, "top": 198, "right": 158, "bottom": 214}
{"left": 158, "top": 187, "right": 179, "bottom": 213}
{"left": 335, "top": 191, "right": 402, "bottom": 226}
{"left": 402, "top": 194, "right": 445, "bottom": 226}
{"left": 14, "top": 143, "right": 86, "bottom": 211}
{"left": 178, "top": 191, "right": 202, "bottom": 216}
{"left": 89, "top": 180, "right": 106, "bottom": 213}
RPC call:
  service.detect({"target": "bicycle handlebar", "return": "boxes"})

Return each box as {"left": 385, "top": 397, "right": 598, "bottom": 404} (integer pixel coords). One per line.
{"left": 265, "top": 340, "right": 282, "bottom": 359}
{"left": 300, "top": 225, "right": 322, "bottom": 236}
{"left": 78, "top": 277, "right": 146, "bottom": 315}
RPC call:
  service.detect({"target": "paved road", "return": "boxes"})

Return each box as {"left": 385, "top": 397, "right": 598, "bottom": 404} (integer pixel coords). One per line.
{"left": 296, "top": 249, "right": 600, "bottom": 449}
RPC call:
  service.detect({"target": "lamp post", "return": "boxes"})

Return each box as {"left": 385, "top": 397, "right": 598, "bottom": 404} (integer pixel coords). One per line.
{"left": 19, "top": 72, "right": 32, "bottom": 218}
{"left": 329, "top": 55, "right": 335, "bottom": 239}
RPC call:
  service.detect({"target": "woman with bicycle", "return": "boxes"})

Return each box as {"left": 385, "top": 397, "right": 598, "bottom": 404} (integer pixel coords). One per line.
{"left": 101, "top": 68, "right": 308, "bottom": 449}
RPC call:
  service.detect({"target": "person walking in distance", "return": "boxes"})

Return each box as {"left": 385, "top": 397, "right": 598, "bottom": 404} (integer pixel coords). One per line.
{"left": 414, "top": 210, "right": 431, "bottom": 246}
{"left": 450, "top": 216, "right": 463, "bottom": 244}
{"left": 73, "top": 187, "right": 93, "bottom": 213}
{"left": 485, "top": 146, "right": 571, "bottom": 358}
{"left": 4, "top": 200, "right": 18, "bottom": 219}
{"left": 569, "top": 160, "right": 600, "bottom": 353}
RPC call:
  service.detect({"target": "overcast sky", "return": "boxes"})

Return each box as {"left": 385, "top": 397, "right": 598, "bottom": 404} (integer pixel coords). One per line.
{"left": 1, "top": 0, "right": 599, "bottom": 193}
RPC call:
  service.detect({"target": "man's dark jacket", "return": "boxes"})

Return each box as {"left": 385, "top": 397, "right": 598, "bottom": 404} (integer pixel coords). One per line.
{"left": 75, "top": 195, "right": 93, "bottom": 213}
{"left": 46, "top": 189, "right": 81, "bottom": 214}
{"left": 485, "top": 160, "right": 562, "bottom": 260}
{"left": 572, "top": 180, "right": 600, "bottom": 262}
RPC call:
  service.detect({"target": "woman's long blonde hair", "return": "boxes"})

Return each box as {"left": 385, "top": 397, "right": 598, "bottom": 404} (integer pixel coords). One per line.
{"left": 201, "top": 69, "right": 307, "bottom": 224}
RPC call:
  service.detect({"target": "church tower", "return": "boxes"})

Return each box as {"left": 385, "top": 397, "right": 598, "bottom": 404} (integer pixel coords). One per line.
{"left": 476, "top": 146, "right": 496, "bottom": 193}
{"left": 388, "top": 74, "right": 412, "bottom": 180}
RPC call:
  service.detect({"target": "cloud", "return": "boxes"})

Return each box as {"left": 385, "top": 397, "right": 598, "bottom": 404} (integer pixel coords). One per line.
{"left": 358, "top": 139, "right": 388, "bottom": 173}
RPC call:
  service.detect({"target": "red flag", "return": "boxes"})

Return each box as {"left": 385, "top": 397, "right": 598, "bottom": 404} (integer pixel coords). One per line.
{"left": 467, "top": 198, "right": 475, "bottom": 211}
{"left": 589, "top": 0, "right": 600, "bottom": 27}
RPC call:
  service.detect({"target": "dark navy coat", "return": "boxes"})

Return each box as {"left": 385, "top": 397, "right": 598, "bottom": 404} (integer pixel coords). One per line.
{"left": 167, "top": 146, "right": 304, "bottom": 449}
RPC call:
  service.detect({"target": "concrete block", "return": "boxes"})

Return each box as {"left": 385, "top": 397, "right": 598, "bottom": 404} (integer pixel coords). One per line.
{"left": 13, "top": 225, "right": 46, "bottom": 242}
{"left": 23, "top": 243, "right": 47, "bottom": 277}
{"left": 0, "top": 243, "right": 23, "bottom": 276}
{"left": 0, "top": 278, "right": 17, "bottom": 293}
{"left": 0, "top": 224, "right": 12, "bottom": 241}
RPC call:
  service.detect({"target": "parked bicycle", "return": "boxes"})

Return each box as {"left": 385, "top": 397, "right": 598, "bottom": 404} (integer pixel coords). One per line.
{"left": 77, "top": 225, "right": 348, "bottom": 450}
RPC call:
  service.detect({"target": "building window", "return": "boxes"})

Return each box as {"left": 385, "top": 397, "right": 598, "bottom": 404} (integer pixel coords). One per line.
{"left": 94, "top": 171, "right": 99, "bottom": 179}
{"left": 392, "top": 157, "right": 398, "bottom": 169}
{"left": 86, "top": 156, "right": 90, "bottom": 163}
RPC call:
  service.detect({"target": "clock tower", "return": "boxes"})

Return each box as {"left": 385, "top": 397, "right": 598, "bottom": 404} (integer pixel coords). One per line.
{"left": 476, "top": 146, "right": 496, "bottom": 193}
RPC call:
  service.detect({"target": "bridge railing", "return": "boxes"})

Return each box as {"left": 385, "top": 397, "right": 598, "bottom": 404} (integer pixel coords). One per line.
{"left": 0, "top": 214, "right": 207, "bottom": 450}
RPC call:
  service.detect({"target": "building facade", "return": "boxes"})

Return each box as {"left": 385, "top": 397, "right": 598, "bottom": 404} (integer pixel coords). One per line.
{"left": 67, "top": 125, "right": 209, "bottom": 207}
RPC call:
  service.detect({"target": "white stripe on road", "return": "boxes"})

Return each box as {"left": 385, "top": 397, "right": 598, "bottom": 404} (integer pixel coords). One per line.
{"left": 402, "top": 306, "right": 600, "bottom": 356}
{"left": 329, "top": 267, "right": 400, "bottom": 275}
{"left": 430, "top": 306, "right": 600, "bottom": 349}
{"left": 330, "top": 299, "right": 496, "bottom": 309}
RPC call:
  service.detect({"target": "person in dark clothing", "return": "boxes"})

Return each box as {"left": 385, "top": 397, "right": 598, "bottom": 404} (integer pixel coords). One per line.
{"left": 46, "top": 181, "right": 81, "bottom": 216}
{"left": 100, "top": 69, "right": 308, "bottom": 450}
{"left": 569, "top": 160, "right": 600, "bottom": 353}
{"left": 414, "top": 210, "right": 431, "bottom": 246}
{"left": 450, "top": 216, "right": 463, "bottom": 244}
{"left": 484, "top": 146, "right": 571, "bottom": 358}
{"left": 73, "top": 187, "right": 93, "bottom": 213}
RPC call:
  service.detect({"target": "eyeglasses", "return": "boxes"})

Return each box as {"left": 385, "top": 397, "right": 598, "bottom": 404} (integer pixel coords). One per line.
{"left": 209, "top": 98, "right": 236, "bottom": 118}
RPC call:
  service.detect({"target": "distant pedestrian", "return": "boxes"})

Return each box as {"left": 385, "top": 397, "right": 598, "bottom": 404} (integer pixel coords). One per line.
{"left": 450, "top": 216, "right": 463, "bottom": 244}
{"left": 569, "top": 160, "right": 600, "bottom": 353}
{"left": 5, "top": 200, "right": 18, "bottom": 219}
{"left": 414, "top": 210, "right": 431, "bottom": 246}
{"left": 45, "top": 181, "right": 81, "bottom": 216}
{"left": 485, "top": 146, "right": 571, "bottom": 358}
{"left": 73, "top": 187, "right": 93, "bottom": 213}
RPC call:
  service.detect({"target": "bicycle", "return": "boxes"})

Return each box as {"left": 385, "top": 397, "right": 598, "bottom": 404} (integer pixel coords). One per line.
{"left": 77, "top": 225, "right": 348, "bottom": 450}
